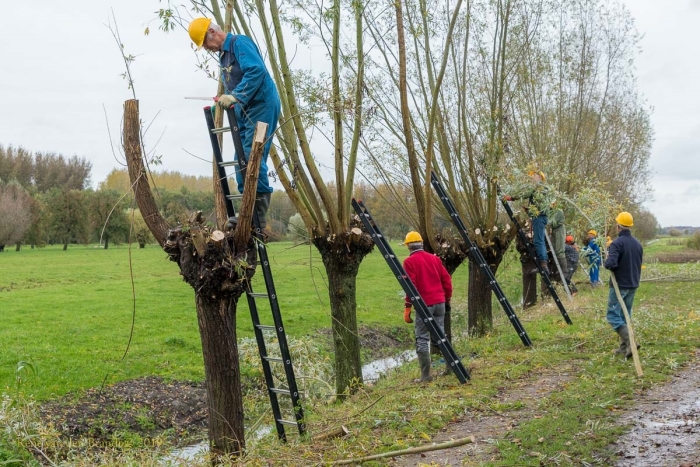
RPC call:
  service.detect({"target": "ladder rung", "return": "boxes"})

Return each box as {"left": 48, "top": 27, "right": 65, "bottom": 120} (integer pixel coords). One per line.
{"left": 226, "top": 194, "right": 243, "bottom": 200}
{"left": 277, "top": 419, "right": 299, "bottom": 426}
{"left": 264, "top": 356, "right": 284, "bottom": 363}
{"left": 219, "top": 161, "right": 238, "bottom": 167}
{"left": 211, "top": 126, "right": 231, "bottom": 134}
{"left": 249, "top": 292, "right": 269, "bottom": 298}
{"left": 256, "top": 324, "right": 276, "bottom": 331}
{"left": 270, "top": 387, "right": 291, "bottom": 396}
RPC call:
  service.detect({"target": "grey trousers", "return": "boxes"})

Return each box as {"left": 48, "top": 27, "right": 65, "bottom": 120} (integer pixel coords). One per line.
{"left": 415, "top": 303, "right": 446, "bottom": 354}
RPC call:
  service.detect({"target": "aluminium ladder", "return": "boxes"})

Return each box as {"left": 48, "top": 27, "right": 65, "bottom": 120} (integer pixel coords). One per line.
{"left": 204, "top": 105, "right": 305, "bottom": 441}
{"left": 497, "top": 185, "right": 573, "bottom": 325}
{"left": 351, "top": 198, "right": 470, "bottom": 383}
{"left": 430, "top": 172, "right": 532, "bottom": 346}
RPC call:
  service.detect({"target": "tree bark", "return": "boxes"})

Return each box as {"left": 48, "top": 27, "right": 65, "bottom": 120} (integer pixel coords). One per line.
{"left": 314, "top": 226, "right": 374, "bottom": 398}
{"left": 467, "top": 260, "right": 493, "bottom": 336}
{"left": 123, "top": 99, "right": 250, "bottom": 460}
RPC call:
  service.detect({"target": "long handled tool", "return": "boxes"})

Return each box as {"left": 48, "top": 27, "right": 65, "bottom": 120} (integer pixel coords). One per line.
{"left": 610, "top": 272, "right": 643, "bottom": 377}
{"left": 544, "top": 231, "right": 572, "bottom": 300}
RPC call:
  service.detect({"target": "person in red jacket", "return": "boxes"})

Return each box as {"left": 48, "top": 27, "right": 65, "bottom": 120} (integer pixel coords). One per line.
{"left": 402, "top": 231, "right": 453, "bottom": 382}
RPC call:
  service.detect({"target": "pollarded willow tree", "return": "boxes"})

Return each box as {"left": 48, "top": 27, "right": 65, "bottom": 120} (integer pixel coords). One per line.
{"left": 157, "top": 0, "right": 374, "bottom": 399}
{"left": 358, "top": 0, "right": 651, "bottom": 335}
{"left": 504, "top": 0, "right": 652, "bottom": 217}
{"left": 358, "top": 0, "right": 543, "bottom": 335}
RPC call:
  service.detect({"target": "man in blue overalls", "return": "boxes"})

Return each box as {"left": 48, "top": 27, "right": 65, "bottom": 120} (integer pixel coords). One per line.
{"left": 189, "top": 18, "right": 280, "bottom": 230}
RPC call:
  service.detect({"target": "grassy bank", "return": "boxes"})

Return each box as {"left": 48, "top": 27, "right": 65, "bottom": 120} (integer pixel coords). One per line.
{"left": 1, "top": 237, "right": 699, "bottom": 465}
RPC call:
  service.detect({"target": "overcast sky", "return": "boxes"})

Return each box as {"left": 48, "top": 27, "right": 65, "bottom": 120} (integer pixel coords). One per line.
{"left": 1, "top": 1, "right": 698, "bottom": 227}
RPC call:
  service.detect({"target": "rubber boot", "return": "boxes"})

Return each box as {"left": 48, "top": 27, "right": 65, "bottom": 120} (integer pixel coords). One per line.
{"left": 539, "top": 260, "right": 550, "bottom": 275}
{"left": 613, "top": 326, "right": 627, "bottom": 356}
{"left": 616, "top": 325, "right": 640, "bottom": 359}
{"left": 415, "top": 352, "right": 432, "bottom": 383}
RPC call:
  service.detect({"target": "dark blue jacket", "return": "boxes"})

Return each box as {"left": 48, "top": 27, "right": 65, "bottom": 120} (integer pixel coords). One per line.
{"left": 604, "top": 229, "right": 643, "bottom": 289}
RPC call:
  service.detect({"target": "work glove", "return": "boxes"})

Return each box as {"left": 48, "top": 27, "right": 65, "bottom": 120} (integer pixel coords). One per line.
{"left": 216, "top": 94, "right": 238, "bottom": 109}
{"left": 502, "top": 195, "right": 512, "bottom": 201}
{"left": 225, "top": 216, "right": 238, "bottom": 230}
{"left": 403, "top": 307, "right": 413, "bottom": 324}
{"left": 445, "top": 301, "right": 451, "bottom": 313}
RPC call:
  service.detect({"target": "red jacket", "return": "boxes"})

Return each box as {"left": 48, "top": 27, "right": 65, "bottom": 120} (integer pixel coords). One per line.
{"left": 403, "top": 249, "right": 453, "bottom": 307}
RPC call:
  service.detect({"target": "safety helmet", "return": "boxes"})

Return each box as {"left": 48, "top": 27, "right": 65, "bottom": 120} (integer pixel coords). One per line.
{"left": 188, "top": 17, "right": 212, "bottom": 48}
{"left": 527, "top": 170, "right": 546, "bottom": 182}
{"left": 615, "top": 211, "right": 634, "bottom": 227}
{"left": 565, "top": 235, "right": 574, "bottom": 244}
{"left": 587, "top": 229, "right": 597, "bottom": 236}
{"left": 404, "top": 231, "right": 423, "bottom": 244}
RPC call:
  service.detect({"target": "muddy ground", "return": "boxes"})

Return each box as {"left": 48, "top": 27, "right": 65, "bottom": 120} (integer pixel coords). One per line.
{"left": 38, "top": 329, "right": 700, "bottom": 466}
{"left": 38, "top": 325, "right": 409, "bottom": 453}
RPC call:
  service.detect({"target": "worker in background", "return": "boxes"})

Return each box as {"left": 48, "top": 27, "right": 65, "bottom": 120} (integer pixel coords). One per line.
{"left": 604, "top": 212, "right": 643, "bottom": 358}
{"left": 502, "top": 170, "right": 553, "bottom": 274}
{"left": 188, "top": 18, "right": 280, "bottom": 229}
{"left": 583, "top": 230, "right": 602, "bottom": 287}
{"left": 548, "top": 201, "right": 567, "bottom": 280}
{"left": 564, "top": 235, "right": 579, "bottom": 295}
{"left": 402, "top": 231, "right": 452, "bottom": 383}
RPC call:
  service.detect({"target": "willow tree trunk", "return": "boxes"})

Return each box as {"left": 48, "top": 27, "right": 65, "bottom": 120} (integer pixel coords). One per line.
{"left": 122, "top": 99, "right": 259, "bottom": 461}
{"left": 466, "top": 245, "right": 506, "bottom": 336}
{"left": 195, "top": 293, "right": 244, "bottom": 455}
{"left": 314, "top": 228, "right": 373, "bottom": 399}
{"left": 467, "top": 261, "right": 493, "bottom": 336}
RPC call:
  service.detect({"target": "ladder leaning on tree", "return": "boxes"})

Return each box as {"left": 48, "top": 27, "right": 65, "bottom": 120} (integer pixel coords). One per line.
{"left": 203, "top": 105, "right": 305, "bottom": 441}
{"left": 352, "top": 198, "right": 470, "bottom": 384}
{"left": 430, "top": 172, "right": 532, "bottom": 346}
{"left": 497, "top": 185, "right": 573, "bottom": 325}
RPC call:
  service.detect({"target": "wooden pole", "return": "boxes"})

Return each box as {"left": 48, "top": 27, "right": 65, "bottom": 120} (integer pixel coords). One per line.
{"left": 233, "top": 121, "right": 268, "bottom": 249}
{"left": 545, "top": 231, "right": 572, "bottom": 300}
{"left": 610, "top": 272, "right": 643, "bottom": 377}
{"left": 328, "top": 436, "right": 475, "bottom": 465}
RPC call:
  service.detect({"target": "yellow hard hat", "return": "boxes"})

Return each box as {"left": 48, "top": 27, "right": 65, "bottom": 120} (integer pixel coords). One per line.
{"left": 587, "top": 229, "right": 597, "bottom": 236}
{"left": 404, "top": 231, "right": 423, "bottom": 244}
{"left": 188, "top": 18, "right": 212, "bottom": 48}
{"left": 615, "top": 211, "right": 634, "bottom": 227}
{"left": 527, "top": 170, "right": 546, "bottom": 182}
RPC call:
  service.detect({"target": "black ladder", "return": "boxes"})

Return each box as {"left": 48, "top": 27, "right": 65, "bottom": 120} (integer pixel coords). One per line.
{"left": 204, "top": 105, "right": 305, "bottom": 440}
{"left": 497, "top": 186, "right": 573, "bottom": 325}
{"left": 430, "top": 172, "right": 532, "bottom": 346}
{"left": 352, "top": 198, "right": 470, "bottom": 383}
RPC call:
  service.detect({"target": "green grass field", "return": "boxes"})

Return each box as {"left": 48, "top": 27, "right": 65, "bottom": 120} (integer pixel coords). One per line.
{"left": 0, "top": 240, "right": 471, "bottom": 400}
{"left": 1, "top": 236, "right": 700, "bottom": 466}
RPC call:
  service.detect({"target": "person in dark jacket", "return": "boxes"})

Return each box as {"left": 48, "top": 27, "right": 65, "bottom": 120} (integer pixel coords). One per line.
{"left": 604, "top": 212, "right": 643, "bottom": 358}
{"left": 402, "top": 231, "right": 453, "bottom": 382}
{"left": 502, "top": 170, "right": 553, "bottom": 274}
{"left": 548, "top": 202, "right": 567, "bottom": 279}
{"left": 564, "top": 235, "right": 579, "bottom": 295}
{"left": 188, "top": 18, "right": 280, "bottom": 229}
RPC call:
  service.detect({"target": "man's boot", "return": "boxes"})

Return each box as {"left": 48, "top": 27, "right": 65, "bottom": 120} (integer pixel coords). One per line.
{"left": 613, "top": 326, "right": 627, "bottom": 355}
{"left": 616, "top": 325, "right": 640, "bottom": 359}
{"left": 539, "top": 260, "right": 550, "bottom": 275}
{"left": 415, "top": 352, "right": 432, "bottom": 383}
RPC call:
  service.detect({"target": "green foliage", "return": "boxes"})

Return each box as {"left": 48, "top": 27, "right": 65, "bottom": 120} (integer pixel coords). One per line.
{"left": 687, "top": 231, "right": 700, "bottom": 250}
{"left": 669, "top": 228, "right": 683, "bottom": 237}
{"left": 0, "top": 242, "right": 699, "bottom": 465}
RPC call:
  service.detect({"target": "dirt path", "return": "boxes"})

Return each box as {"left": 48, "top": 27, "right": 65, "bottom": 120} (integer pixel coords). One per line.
{"left": 389, "top": 366, "right": 577, "bottom": 466}
{"left": 390, "top": 352, "right": 700, "bottom": 467}
{"left": 612, "top": 351, "right": 700, "bottom": 467}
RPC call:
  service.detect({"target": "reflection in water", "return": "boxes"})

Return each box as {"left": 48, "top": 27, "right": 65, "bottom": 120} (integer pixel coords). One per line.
{"left": 162, "top": 351, "right": 414, "bottom": 464}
